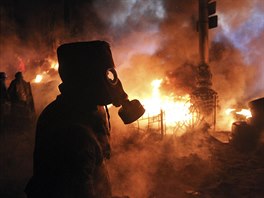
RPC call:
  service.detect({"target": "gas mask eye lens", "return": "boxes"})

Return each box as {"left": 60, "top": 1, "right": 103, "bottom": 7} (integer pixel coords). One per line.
{"left": 106, "top": 68, "right": 118, "bottom": 85}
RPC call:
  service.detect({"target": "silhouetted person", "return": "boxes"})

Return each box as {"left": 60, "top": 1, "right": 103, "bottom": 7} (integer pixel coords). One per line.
{"left": 0, "top": 72, "right": 9, "bottom": 103}
{"left": 8, "top": 71, "right": 35, "bottom": 124}
{"left": 25, "top": 41, "right": 144, "bottom": 198}
{"left": 0, "top": 72, "right": 10, "bottom": 130}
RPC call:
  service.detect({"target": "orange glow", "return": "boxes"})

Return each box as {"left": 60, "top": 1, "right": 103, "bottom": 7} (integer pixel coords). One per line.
{"left": 138, "top": 79, "right": 199, "bottom": 135}
{"left": 225, "top": 108, "right": 236, "bottom": 115}
{"left": 135, "top": 79, "right": 252, "bottom": 134}
{"left": 34, "top": 74, "right": 43, "bottom": 83}
{"left": 225, "top": 108, "right": 252, "bottom": 119}
{"left": 236, "top": 109, "right": 252, "bottom": 118}
{"left": 50, "top": 60, "right": 59, "bottom": 70}
{"left": 32, "top": 59, "right": 59, "bottom": 84}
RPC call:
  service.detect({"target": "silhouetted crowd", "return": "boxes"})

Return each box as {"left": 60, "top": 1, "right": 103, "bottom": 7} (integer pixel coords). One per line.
{"left": 0, "top": 71, "right": 35, "bottom": 131}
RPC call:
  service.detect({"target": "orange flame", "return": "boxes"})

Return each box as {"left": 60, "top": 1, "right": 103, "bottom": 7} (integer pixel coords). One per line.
{"left": 225, "top": 108, "right": 252, "bottom": 119}
{"left": 138, "top": 79, "right": 199, "bottom": 135}
{"left": 34, "top": 74, "right": 43, "bottom": 83}
{"left": 136, "top": 79, "right": 252, "bottom": 133}
{"left": 50, "top": 60, "right": 59, "bottom": 70}
{"left": 32, "top": 59, "right": 59, "bottom": 84}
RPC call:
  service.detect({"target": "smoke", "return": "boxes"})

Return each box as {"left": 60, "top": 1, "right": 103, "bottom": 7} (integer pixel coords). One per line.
{"left": 91, "top": 1, "right": 264, "bottom": 196}
{"left": 1, "top": 0, "right": 261, "bottom": 112}
{"left": 1, "top": 0, "right": 264, "bottom": 197}
{"left": 213, "top": 0, "right": 264, "bottom": 101}
{"left": 1, "top": 0, "right": 263, "bottom": 110}
{"left": 108, "top": 109, "right": 214, "bottom": 197}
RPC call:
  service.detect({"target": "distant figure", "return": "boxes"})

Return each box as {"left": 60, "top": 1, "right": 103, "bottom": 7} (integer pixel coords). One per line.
{"left": 25, "top": 41, "right": 144, "bottom": 198}
{"left": 0, "top": 72, "right": 9, "bottom": 103}
{"left": 8, "top": 71, "right": 35, "bottom": 123}
{"left": 0, "top": 72, "right": 10, "bottom": 129}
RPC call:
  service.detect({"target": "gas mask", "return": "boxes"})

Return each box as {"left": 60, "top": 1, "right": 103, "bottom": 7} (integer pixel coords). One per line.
{"left": 57, "top": 40, "right": 145, "bottom": 124}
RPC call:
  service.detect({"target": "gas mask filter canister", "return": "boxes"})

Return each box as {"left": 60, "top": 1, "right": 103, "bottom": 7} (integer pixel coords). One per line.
{"left": 118, "top": 99, "right": 145, "bottom": 124}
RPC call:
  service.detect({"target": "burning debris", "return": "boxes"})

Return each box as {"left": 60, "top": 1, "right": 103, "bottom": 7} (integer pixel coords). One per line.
{"left": 0, "top": 0, "right": 264, "bottom": 198}
{"left": 134, "top": 79, "right": 201, "bottom": 136}
{"left": 229, "top": 97, "right": 264, "bottom": 153}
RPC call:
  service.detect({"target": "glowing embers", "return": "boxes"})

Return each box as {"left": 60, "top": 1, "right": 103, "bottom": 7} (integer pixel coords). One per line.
{"left": 137, "top": 79, "right": 201, "bottom": 135}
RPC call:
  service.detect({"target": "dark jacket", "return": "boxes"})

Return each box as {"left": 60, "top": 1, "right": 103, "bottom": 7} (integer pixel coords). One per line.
{"left": 25, "top": 95, "right": 112, "bottom": 198}
{"left": 0, "top": 79, "right": 9, "bottom": 103}
{"left": 8, "top": 78, "right": 35, "bottom": 114}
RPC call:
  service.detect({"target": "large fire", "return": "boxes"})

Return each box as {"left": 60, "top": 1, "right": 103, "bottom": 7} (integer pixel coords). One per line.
{"left": 136, "top": 79, "right": 252, "bottom": 135}
{"left": 30, "top": 59, "right": 252, "bottom": 134}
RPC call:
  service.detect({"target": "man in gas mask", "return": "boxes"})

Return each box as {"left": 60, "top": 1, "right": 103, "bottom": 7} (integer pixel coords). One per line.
{"left": 25, "top": 41, "right": 144, "bottom": 198}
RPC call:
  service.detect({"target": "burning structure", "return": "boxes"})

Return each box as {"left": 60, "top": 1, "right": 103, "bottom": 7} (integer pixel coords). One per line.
{"left": 131, "top": 0, "right": 218, "bottom": 135}
{"left": 191, "top": 0, "right": 218, "bottom": 129}
{"left": 230, "top": 97, "right": 264, "bottom": 152}
{"left": 0, "top": 0, "right": 264, "bottom": 197}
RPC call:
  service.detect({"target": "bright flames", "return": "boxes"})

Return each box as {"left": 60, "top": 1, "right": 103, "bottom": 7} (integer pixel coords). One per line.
{"left": 32, "top": 59, "right": 59, "bottom": 84}
{"left": 33, "top": 72, "right": 47, "bottom": 84}
{"left": 34, "top": 74, "right": 43, "bottom": 83}
{"left": 138, "top": 79, "right": 199, "bottom": 135}
{"left": 137, "top": 79, "right": 252, "bottom": 134}
{"left": 225, "top": 108, "right": 252, "bottom": 119}
{"left": 50, "top": 60, "right": 59, "bottom": 70}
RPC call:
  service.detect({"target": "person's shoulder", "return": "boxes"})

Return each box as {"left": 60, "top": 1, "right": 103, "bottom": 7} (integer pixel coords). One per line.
{"left": 8, "top": 79, "right": 16, "bottom": 86}
{"left": 38, "top": 99, "right": 59, "bottom": 122}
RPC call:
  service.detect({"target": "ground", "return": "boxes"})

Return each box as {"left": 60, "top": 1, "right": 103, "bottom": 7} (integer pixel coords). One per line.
{"left": 0, "top": 121, "right": 264, "bottom": 198}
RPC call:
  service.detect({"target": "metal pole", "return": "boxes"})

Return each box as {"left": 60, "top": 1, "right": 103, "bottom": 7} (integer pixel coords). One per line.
{"left": 160, "top": 109, "right": 164, "bottom": 139}
{"left": 199, "top": 0, "right": 209, "bottom": 64}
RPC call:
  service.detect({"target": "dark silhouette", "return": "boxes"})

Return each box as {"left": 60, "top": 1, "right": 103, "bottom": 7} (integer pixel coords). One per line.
{"left": 0, "top": 72, "right": 10, "bottom": 130}
{"left": 7, "top": 71, "right": 35, "bottom": 126}
{"left": 25, "top": 41, "right": 144, "bottom": 198}
{"left": 0, "top": 72, "right": 9, "bottom": 103}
